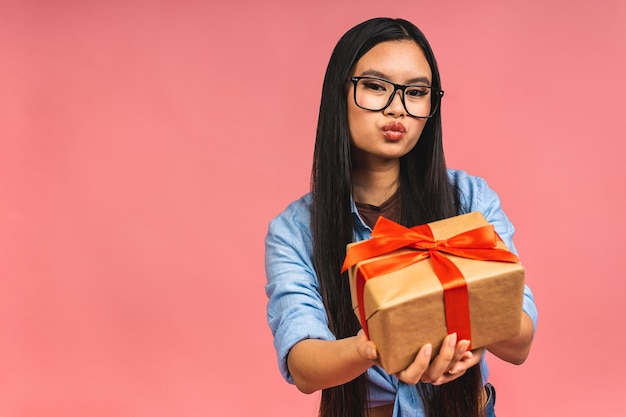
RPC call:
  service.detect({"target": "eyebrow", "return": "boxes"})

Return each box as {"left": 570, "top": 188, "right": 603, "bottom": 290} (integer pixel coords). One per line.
{"left": 358, "top": 69, "right": 432, "bottom": 85}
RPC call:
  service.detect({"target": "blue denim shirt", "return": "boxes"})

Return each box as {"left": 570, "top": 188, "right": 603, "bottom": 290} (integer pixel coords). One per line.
{"left": 265, "top": 169, "right": 538, "bottom": 417}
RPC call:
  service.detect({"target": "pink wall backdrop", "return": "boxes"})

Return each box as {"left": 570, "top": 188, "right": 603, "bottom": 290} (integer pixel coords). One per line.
{"left": 2, "top": 1, "right": 625, "bottom": 416}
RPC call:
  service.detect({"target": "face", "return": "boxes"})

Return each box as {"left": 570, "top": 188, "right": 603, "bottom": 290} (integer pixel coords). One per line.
{"left": 348, "top": 40, "right": 433, "bottom": 167}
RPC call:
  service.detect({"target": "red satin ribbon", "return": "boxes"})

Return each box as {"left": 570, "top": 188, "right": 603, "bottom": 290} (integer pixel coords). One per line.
{"left": 341, "top": 216, "right": 520, "bottom": 344}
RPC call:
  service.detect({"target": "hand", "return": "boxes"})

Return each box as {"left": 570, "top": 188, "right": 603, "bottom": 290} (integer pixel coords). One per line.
{"left": 355, "top": 329, "right": 381, "bottom": 366}
{"left": 422, "top": 333, "right": 484, "bottom": 386}
{"left": 395, "top": 333, "right": 483, "bottom": 385}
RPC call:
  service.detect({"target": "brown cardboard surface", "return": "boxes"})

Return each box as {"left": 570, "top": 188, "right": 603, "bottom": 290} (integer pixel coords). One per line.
{"left": 346, "top": 212, "right": 525, "bottom": 374}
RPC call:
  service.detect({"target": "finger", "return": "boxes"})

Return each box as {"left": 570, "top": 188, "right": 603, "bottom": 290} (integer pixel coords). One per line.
{"left": 364, "top": 341, "right": 378, "bottom": 360}
{"left": 455, "top": 346, "right": 485, "bottom": 368}
{"left": 431, "top": 367, "right": 467, "bottom": 385}
{"left": 422, "top": 333, "right": 457, "bottom": 382}
{"left": 446, "top": 339, "right": 471, "bottom": 374}
{"left": 396, "top": 343, "right": 432, "bottom": 385}
{"left": 355, "top": 331, "right": 380, "bottom": 363}
{"left": 434, "top": 347, "right": 484, "bottom": 385}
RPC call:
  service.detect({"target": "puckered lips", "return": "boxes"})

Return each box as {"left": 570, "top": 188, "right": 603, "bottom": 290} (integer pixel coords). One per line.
{"left": 382, "top": 121, "right": 406, "bottom": 141}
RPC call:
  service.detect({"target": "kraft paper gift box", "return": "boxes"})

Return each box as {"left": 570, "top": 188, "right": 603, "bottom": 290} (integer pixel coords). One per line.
{"left": 342, "top": 212, "right": 525, "bottom": 375}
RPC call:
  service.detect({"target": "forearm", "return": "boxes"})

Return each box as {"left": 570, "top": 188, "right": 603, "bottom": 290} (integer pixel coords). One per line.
{"left": 287, "top": 336, "right": 374, "bottom": 394}
{"left": 487, "top": 312, "right": 535, "bottom": 365}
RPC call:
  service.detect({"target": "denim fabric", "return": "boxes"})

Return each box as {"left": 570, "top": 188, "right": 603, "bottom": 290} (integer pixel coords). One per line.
{"left": 265, "top": 169, "right": 538, "bottom": 416}
{"left": 484, "top": 383, "right": 497, "bottom": 417}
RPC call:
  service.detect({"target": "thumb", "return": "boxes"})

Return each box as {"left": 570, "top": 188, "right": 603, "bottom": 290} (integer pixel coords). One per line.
{"left": 363, "top": 341, "right": 378, "bottom": 360}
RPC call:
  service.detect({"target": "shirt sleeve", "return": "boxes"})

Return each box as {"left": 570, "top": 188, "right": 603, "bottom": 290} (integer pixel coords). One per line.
{"left": 264, "top": 197, "right": 336, "bottom": 383}
{"left": 454, "top": 170, "right": 539, "bottom": 331}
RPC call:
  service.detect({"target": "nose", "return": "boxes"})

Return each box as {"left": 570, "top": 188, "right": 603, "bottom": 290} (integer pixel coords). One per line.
{"left": 383, "top": 89, "right": 406, "bottom": 117}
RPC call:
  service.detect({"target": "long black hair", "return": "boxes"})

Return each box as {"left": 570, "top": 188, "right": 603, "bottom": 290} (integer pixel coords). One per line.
{"left": 311, "top": 18, "right": 483, "bottom": 417}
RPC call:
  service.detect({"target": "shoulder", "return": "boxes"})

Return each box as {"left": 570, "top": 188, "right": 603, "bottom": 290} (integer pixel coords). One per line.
{"left": 447, "top": 169, "right": 499, "bottom": 214}
{"left": 265, "top": 193, "right": 315, "bottom": 267}
{"left": 447, "top": 169, "right": 517, "bottom": 252}
{"left": 267, "top": 193, "right": 313, "bottom": 240}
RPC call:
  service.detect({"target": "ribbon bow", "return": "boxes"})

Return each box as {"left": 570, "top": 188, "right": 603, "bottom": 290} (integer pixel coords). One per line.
{"left": 342, "top": 216, "right": 520, "bottom": 344}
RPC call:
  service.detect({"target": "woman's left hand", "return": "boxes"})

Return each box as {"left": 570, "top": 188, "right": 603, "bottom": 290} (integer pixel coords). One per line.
{"left": 419, "top": 334, "right": 485, "bottom": 385}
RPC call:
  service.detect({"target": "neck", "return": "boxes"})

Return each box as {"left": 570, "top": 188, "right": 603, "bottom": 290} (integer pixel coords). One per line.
{"left": 352, "top": 160, "right": 400, "bottom": 206}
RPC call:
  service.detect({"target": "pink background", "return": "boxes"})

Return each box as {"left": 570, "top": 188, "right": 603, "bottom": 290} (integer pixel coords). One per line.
{"left": 2, "top": 1, "right": 625, "bottom": 416}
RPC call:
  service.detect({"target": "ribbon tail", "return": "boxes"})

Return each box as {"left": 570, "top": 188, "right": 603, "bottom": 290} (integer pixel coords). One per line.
{"left": 355, "top": 269, "right": 369, "bottom": 338}
{"left": 430, "top": 251, "right": 472, "bottom": 347}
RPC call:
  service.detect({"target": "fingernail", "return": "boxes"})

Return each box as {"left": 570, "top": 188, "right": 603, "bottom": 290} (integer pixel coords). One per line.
{"left": 448, "top": 333, "right": 457, "bottom": 348}
{"left": 423, "top": 343, "right": 432, "bottom": 357}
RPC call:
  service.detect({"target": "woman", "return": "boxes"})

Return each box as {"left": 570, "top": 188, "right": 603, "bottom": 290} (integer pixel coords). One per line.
{"left": 265, "top": 17, "right": 538, "bottom": 417}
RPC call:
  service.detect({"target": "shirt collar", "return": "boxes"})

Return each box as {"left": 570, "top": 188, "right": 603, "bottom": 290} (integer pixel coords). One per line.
{"left": 350, "top": 195, "right": 373, "bottom": 240}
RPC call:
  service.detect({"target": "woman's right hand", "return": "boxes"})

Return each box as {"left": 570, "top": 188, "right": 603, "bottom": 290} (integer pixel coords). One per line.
{"left": 288, "top": 330, "right": 384, "bottom": 393}
{"left": 355, "top": 329, "right": 381, "bottom": 364}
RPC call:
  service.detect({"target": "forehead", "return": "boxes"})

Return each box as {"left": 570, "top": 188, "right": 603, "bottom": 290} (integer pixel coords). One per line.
{"left": 352, "top": 40, "right": 432, "bottom": 83}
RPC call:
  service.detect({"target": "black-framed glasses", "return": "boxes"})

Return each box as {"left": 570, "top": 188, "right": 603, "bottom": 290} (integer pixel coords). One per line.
{"left": 351, "top": 76, "right": 444, "bottom": 118}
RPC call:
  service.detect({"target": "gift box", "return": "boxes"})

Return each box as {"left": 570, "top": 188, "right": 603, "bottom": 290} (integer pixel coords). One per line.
{"left": 342, "top": 212, "right": 525, "bottom": 374}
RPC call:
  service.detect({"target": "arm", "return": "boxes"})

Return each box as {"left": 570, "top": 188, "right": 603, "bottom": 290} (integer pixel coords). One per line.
{"left": 289, "top": 330, "right": 475, "bottom": 392}
{"left": 452, "top": 172, "right": 539, "bottom": 366}
{"left": 265, "top": 199, "right": 339, "bottom": 387}
{"left": 287, "top": 331, "right": 376, "bottom": 394}
{"left": 470, "top": 174, "right": 538, "bottom": 365}
{"left": 487, "top": 312, "right": 534, "bottom": 364}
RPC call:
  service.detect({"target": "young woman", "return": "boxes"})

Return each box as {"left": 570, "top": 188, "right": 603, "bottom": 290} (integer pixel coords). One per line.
{"left": 265, "top": 17, "right": 538, "bottom": 417}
